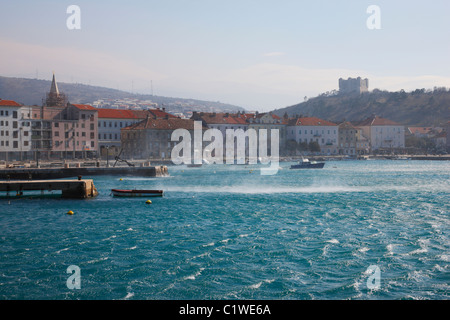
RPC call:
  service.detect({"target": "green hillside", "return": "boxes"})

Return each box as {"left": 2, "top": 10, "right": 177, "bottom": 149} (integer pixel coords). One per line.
{"left": 273, "top": 88, "right": 450, "bottom": 126}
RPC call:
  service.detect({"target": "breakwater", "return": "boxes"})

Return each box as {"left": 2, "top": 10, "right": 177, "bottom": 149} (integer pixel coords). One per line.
{"left": 0, "top": 165, "right": 169, "bottom": 180}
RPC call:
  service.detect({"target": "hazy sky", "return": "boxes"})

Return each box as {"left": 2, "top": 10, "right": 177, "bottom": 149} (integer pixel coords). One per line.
{"left": 1, "top": 0, "right": 449, "bottom": 111}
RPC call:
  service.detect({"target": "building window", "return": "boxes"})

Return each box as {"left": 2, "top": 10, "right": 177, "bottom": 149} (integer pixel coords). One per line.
{"left": 91, "top": 141, "right": 95, "bottom": 147}
{"left": 13, "top": 141, "right": 18, "bottom": 148}
{"left": 54, "top": 131, "right": 59, "bottom": 137}
{"left": 82, "top": 132, "right": 86, "bottom": 137}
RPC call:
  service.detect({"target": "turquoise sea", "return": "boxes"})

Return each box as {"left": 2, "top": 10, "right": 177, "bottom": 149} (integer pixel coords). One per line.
{"left": 0, "top": 160, "right": 449, "bottom": 300}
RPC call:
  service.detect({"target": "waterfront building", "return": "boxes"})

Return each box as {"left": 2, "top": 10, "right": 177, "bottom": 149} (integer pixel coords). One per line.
{"left": 191, "top": 112, "right": 250, "bottom": 160}
{"left": 286, "top": 117, "right": 339, "bottom": 155}
{"left": 0, "top": 99, "right": 33, "bottom": 161}
{"left": 98, "top": 108, "right": 176, "bottom": 158}
{"left": 246, "top": 112, "right": 286, "bottom": 154}
{"left": 356, "top": 128, "right": 370, "bottom": 155}
{"left": 338, "top": 122, "right": 358, "bottom": 156}
{"left": 121, "top": 116, "right": 198, "bottom": 160}
{"left": 355, "top": 115, "right": 405, "bottom": 152}
{"left": 50, "top": 104, "right": 99, "bottom": 159}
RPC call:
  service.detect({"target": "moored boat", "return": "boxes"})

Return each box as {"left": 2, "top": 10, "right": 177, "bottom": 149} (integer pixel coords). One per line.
{"left": 290, "top": 158, "right": 325, "bottom": 169}
{"left": 111, "top": 189, "right": 164, "bottom": 197}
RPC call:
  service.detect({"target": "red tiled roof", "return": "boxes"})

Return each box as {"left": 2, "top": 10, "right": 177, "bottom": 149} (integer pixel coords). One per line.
{"left": 148, "top": 109, "right": 177, "bottom": 119}
{"left": 98, "top": 109, "right": 142, "bottom": 119}
{"left": 0, "top": 99, "right": 21, "bottom": 106}
{"left": 255, "top": 112, "right": 281, "bottom": 120}
{"left": 71, "top": 104, "right": 97, "bottom": 111}
{"left": 293, "top": 117, "right": 337, "bottom": 126}
{"left": 408, "top": 127, "right": 433, "bottom": 135}
{"left": 98, "top": 108, "right": 176, "bottom": 120}
{"left": 357, "top": 116, "right": 401, "bottom": 126}
{"left": 339, "top": 121, "right": 357, "bottom": 129}
{"left": 193, "top": 112, "right": 248, "bottom": 125}
{"left": 122, "top": 117, "right": 203, "bottom": 131}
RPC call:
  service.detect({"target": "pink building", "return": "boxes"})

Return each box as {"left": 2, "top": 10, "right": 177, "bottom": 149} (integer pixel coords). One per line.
{"left": 51, "top": 104, "right": 98, "bottom": 158}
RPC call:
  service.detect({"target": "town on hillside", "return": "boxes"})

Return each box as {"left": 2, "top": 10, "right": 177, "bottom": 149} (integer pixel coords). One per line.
{"left": 0, "top": 75, "right": 449, "bottom": 164}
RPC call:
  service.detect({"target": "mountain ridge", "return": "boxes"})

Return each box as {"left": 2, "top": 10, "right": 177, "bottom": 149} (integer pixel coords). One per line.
{"left": 0, "top": 75, "right": 245, "bottom": 113}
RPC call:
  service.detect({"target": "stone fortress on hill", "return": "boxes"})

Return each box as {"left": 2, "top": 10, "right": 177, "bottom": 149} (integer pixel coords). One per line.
{"left": 339, "top": 77, "right": 369, "bottom": 94}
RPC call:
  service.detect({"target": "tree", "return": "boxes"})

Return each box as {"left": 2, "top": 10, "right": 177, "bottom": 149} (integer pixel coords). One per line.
{"left": 308, "top": 141, "right": 321, "bottom": 153}
{"left": 297, "top": 141, "right": 309, "bottom": 153}
{"left": 285, "top": 139, "right": 298, "bottom": 156}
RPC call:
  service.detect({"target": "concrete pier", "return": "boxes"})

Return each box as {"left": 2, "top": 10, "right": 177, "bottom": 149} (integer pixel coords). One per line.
{"left": 0, "top": 179, "right": 98, "bottom": 199}
{"left": 0, "top": 165, "right": 169, "bottom": 180}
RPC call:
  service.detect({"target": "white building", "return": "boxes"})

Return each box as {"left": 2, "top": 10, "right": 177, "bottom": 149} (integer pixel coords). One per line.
{"left": 286, "top": 117, "right": 339, "bottom": 155}
{"left": 356, "top": 115, "right": 405, "bottom": 151}
{"left": 0, "top": 99, "right": 33, "bottom": 161}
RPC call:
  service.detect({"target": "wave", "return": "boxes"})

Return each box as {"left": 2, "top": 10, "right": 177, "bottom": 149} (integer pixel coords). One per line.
{"left": 163, "top": 183, "right": 446, "bottom": 194}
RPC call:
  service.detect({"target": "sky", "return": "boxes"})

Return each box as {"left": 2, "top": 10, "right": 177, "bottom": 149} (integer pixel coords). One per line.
{"left": 1, "top": 0, "right": 449, "bottom": 111}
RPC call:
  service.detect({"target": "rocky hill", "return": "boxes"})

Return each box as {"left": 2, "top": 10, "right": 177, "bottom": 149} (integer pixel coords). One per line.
{"left": 273, "top": 88, "right": 450, "bottom": 126}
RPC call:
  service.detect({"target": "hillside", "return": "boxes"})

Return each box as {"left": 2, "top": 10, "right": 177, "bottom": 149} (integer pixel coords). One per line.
{"left": 0, "top": 76, "right": 245, "bottom": 113}
{"left": 273, "top": 88, "right": 450, "bottom": 126}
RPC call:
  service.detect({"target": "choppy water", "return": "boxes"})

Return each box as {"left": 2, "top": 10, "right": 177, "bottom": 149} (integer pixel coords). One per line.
{"left": 0, "top": 160, "right": 448, "bottom": 300}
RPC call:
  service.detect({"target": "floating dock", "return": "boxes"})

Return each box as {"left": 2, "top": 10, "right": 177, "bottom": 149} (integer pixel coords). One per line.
{"left": 0, "top": 179, "right": 98, "bottom": 199}
{"left": 0, "top": 166, "right": 169, "bottom": 180}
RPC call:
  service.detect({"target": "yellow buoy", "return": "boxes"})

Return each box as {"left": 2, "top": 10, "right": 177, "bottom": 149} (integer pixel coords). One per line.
{"left": 67, "top": 210, "right": 74, "bottom": 215}
{"left": 146, "top": 200, "right": 152, "bottom": 204}
{"left": 119, "top": 178, "right": 123, "bottom": 181}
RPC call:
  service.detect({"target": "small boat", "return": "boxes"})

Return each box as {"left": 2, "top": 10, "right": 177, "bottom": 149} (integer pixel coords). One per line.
{"left": 111, "top": 189, "right": 164, "bottom": 197}
{"left": 290, "top": 158, "right": 325, "bottom": 169}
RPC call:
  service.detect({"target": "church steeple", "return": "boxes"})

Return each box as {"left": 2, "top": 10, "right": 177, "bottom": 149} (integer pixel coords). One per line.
{"left": 45, "top": 72, "right": 67, "bottom": 107}
{"left": 50, "top": 71, "right": 60, "bottom": 95}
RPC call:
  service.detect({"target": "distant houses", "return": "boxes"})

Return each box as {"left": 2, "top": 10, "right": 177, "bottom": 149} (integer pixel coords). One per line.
{"left": 0, "top": 73, "right": 448, "bottom": 162}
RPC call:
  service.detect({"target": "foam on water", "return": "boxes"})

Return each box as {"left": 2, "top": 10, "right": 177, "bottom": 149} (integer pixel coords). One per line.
{"left": 0, "top": 160, "right": 448, "bottom": 299}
